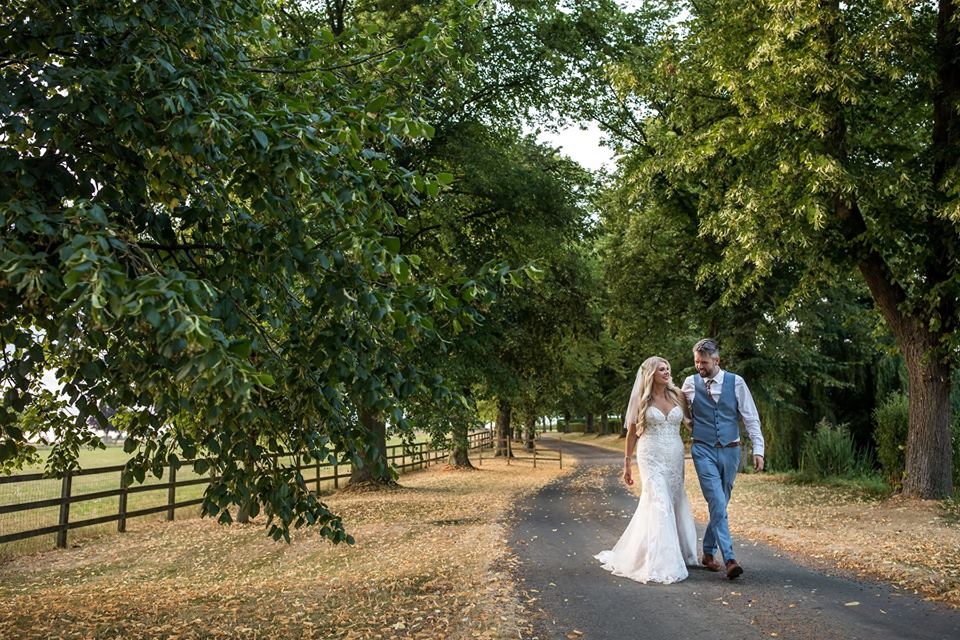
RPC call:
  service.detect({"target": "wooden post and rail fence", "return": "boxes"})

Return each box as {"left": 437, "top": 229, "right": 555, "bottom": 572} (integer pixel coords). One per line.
{"left": 0, "top": 431, "right": 561, "bottom": 551}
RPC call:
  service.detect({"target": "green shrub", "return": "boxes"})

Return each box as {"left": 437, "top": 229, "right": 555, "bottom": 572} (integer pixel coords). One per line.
{"left": 757, "top": 401, "right": 807, "bottom": 472}
{"left": 943, "top": 497, "right": 960, "bottom": 525}
{"left": 873, "top": 391, "right": 909, "bottom": 489}
{"left": 799, "top": 420, "right": 868, "bottom": 480}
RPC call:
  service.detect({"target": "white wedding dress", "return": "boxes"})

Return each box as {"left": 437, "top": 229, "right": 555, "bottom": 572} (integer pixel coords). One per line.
{"left": 595, "top": 405, "right": 699, "bottom": 584}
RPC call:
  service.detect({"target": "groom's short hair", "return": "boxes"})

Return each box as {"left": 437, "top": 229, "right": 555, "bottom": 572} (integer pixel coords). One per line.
{"left": 693, "top": 338, "right": 719, "bottom": 357}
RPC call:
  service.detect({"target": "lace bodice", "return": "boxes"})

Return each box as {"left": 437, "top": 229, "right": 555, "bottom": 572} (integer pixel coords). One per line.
{"left": 643, "top": 405, "right": 683, "bottom": 437}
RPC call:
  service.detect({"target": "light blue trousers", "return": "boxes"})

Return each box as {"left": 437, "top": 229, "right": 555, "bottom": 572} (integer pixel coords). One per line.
{"left": 691, "top": 442, "right": 741, "bottom": 562}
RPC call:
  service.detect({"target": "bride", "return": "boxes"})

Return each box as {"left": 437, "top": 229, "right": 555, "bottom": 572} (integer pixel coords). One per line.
{"left": 595, "top": 356, "right": 699, "bottom": 584}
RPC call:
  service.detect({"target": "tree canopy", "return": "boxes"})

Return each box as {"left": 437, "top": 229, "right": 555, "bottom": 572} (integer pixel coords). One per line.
{"left": 1, "top": 0, "right": 494, "bottom": 540}
{"left": 1, "top": 0, "right": 612, "bottom": 539}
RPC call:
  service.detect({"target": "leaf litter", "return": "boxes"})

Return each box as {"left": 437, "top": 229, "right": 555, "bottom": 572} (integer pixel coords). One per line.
{"left": 687, "top": 462, "right": 960, "bottom": 609}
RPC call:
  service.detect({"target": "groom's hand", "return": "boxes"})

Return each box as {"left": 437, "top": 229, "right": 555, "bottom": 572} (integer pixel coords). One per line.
{"left": 753, "top": 454, "right": 764, "bottom": 472}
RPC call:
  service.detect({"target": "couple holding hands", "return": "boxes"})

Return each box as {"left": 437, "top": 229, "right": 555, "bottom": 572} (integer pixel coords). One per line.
{"left": 595, "top": 338, "right": 765, "bottom": 584}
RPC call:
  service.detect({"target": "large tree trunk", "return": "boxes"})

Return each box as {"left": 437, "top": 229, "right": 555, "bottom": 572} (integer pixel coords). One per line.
{"left": 494, "top": 398, "right": 512, "bottom": 457}
{"left": 349, "top": 409, "right": 394, "bottom": 486}
{"left": 859, "top": 253, "right": 954, "bottom": 498}
{"left": 902, "top": 344, "right": 953, "bottom": 498}
{"left": 448, "top": 442, "right": 473, "bottom": 467}
{"left": 237, "top": 447, "right": 257, "bottom": 523}
{"left": 826, "top": 0, "right": 956, "bottom": 499}
{"left": 890, "top": 0, "right": 960, "bottom": 499}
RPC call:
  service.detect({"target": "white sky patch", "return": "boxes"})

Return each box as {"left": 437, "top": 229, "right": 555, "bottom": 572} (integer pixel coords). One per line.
{"left": 538, "top": 121, "right": 615, "bottom": 172}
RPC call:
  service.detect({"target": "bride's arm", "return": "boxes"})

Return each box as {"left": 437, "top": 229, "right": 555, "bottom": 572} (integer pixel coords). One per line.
{"left": 623, "top": 425, "right": 638, "bottom": 485}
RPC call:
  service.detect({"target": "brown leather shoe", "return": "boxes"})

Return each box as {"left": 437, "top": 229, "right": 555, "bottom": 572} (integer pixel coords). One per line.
{"left": 701, "top": 553, "right": 721, "bottom": 572}
{"left": 725, "top": 559, "right": 743, "bottom": 579}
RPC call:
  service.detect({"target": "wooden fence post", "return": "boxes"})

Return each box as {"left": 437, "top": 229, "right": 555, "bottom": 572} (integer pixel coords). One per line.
{"left": 118, "top": 472, "right": 128, "bottom": 533}
{"left": 56, "top": 471, "right": 72, "bottom": 548}
{"left": 167, "top": 465, "right": 177, "bottom": 521}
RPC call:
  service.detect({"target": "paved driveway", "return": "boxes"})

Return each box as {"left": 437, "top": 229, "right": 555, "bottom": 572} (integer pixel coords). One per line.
{"left": 509, "top": 438, "right": 960, "bottom": 640}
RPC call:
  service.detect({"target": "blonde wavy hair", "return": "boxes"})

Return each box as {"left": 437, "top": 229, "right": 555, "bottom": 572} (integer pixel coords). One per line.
{"left": 626, "top": 356, "right": 691, "bottom": 436}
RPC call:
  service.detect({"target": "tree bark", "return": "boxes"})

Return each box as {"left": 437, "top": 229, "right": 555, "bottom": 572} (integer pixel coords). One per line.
{"left": 237, "top": 448, "right": 257, "bottom": 523}
{"left": 523, "top": 414, "right": 535, "bottom": 451}
{"left": 858, "top": 253, "right": 953, "bottom": 498}
{"left": 494, "top": 398, "right": 512, "bottom": 457}
{"left": 447, "top": 395, "right": 475, "bottom": 469}
{"left": 447, "top": 442, "right": 473, "bottom": 467}
{"left": 349, "top": 408, "right": 394, "bottom": 486}
{"left": 901, "top": 340, "right": 953, "bottom": 498}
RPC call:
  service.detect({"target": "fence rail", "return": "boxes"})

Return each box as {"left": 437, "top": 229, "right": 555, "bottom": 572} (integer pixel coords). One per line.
{"left": 0, "top": 431, "right": 496, "bottom": 549}
{"left": 478, "top": 439, "right": 563, "bottom": 468}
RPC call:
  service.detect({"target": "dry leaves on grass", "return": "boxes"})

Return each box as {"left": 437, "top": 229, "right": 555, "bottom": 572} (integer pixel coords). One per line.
{"left": 712, "top": 470, "right": 960, "bottom": 609}
{"left": 0, "top": 457, "right": 571, "bottom": 640}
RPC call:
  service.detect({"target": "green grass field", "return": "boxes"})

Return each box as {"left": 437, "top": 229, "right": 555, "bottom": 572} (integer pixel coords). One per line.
{"left": 1, "top": 444, "right": 209, "bottom": 559}
{"left": 15, "top": 442, "right": 132, "bottom": 473}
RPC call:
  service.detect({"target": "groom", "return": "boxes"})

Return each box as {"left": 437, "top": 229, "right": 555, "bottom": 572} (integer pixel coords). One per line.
{"left": 681, "top": 338, "right": 764, "bottom": 580}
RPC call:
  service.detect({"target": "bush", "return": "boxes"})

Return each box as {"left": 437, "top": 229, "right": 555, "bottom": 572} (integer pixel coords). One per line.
{"left": 943, "top": 497, "right": 960, "bottom": 525}
{"left": 799, "top": 420, "right": 869, "bottom": 480}
{"left": 873, "top": 391, "right": 909, "bottom": 490}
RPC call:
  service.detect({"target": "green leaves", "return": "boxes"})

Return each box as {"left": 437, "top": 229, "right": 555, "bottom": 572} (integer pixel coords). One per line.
{"left": 0, "top": 0, "right": 493, "bottom": 540}
{"left": 252, "top": 128, "right": 269, "bottom": 149}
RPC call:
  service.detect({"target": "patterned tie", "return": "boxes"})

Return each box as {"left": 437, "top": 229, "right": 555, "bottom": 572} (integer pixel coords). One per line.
{"left": 705, "top": 378, "right": 716, "bottom": 403}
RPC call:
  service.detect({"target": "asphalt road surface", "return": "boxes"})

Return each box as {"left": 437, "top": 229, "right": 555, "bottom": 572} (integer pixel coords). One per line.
{"left": 509, "top": 438, "right": 960, "bottom": 640}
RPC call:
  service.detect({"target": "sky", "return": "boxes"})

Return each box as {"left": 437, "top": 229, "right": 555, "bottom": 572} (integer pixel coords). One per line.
{"left": 538, "top": 122, "right": 615, "bottom": 172}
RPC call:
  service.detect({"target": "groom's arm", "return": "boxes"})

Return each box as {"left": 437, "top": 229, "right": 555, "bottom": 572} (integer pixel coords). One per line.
{"left": 680, "top": 375, "right": 695, "bottom": 405}
{"left": 735, "top": 376, "right": 765, "bottom": 469}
